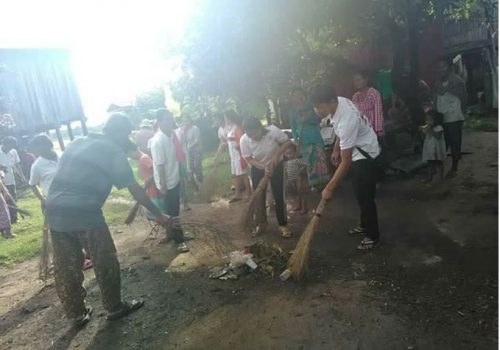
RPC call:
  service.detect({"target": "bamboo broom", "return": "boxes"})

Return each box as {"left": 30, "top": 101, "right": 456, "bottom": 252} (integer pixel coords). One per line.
{"left": 198, "top": 160, "right": 221, "bottom": 202}
{"left": 281, "top": 198, "right": 327, "bottom": 281}
{"left": 239, "top": 172, "right": 272, "bottom": 232}
{"left": 38, "top": 215, "right": 51, "bottom": 283}
{"left": 125, "top": 201, "right": 141, "bottom": 225}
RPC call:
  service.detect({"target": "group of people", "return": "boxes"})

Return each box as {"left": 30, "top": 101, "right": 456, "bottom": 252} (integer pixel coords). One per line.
{"left": 0, "top": 56, "right": 466, "bottom": 329}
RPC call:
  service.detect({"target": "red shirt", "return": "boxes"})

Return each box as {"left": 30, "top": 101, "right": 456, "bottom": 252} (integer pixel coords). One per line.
{"left": 138, "top": 153, "right": 160, "bottom": 198}
{"left": 352, "top": 87, "right": 384, "bottom": 135}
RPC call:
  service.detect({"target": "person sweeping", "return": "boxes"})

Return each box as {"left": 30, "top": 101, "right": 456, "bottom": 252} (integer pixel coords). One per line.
{"left": 310, "top": 85, "right": 381, "bottom": 250}
{"left": 240, "top": 117, "right": 292, "bottom": 238}
{"left": 45, "top": 113, "right": 177, "bottom": 327}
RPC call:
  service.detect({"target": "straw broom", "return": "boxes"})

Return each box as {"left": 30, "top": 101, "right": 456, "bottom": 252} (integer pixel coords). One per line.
{"left": 38, "top": 215, "right": 51, "bottom": 283}
{"left": 282, "top": 198, "right": 327, "bottom": 280}
{"left": 198, "top": 160, "right": 221, "bottom": 202}
{"left": 124, "top": 180, "right": 154, "bottom": 225}
{"left": 239, "top": 171, "right": 271, "bottom": 232}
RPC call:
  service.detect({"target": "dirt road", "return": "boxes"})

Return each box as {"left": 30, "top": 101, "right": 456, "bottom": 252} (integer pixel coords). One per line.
{"left": 0, "top": 131, "right": 497, "bottom": 350}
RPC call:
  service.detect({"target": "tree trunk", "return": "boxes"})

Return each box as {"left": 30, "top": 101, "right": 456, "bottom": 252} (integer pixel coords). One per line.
{"left": 406, "top": 1, "right": 423, "bottom": 125}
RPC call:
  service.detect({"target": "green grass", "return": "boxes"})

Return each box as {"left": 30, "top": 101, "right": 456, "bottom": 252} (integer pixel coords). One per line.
{"left": 464, "top": 114, "right": 498, "bottom": 132}
{"left": 0, "top": 154, "right": 233, "bottom": 267}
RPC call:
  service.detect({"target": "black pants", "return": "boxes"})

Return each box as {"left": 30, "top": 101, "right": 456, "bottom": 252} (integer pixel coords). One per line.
{"left": 351, "top": 160, "right": 379, "bottom": 240}
{"left": 443, "top": 121, "right": 463, "bottom": 168}
{"left": 6, "top": 185, "right": 17, "bottom": 224}
{"left": 163, "top": 183, "right": 185, "bottom": 243}
{"left": 251, "top": 162, "right": 287, "bottom": 226}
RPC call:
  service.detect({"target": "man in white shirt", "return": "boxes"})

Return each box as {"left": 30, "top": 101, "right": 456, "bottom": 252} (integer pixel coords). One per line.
{"left": 28, "top": 134, "right": 58, "bottom": 203}
{"left": 0, "top": 137, "right": 25, "bottom": 223}
{"left": 182, "top": 117, "right": 203, "bottom": 185}
{"left": 310, "top": 85, "right": 381, "bottom": 250}
{"left": 150, "top": 109, "right": 189, "bottom": 253}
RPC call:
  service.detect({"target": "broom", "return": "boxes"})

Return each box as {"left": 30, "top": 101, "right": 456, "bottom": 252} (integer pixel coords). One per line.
{"left": 198, "top": 160, "right": 221, "bottom": 202}
{"left": 239, "top": 171, "right": 272, "bottom": 232}
{"left": 38, "top": 215, "right": 51, "bottom": 283}
{"left": 281, "top": 198, "right": 327, "bottom": 281}
{"left": 124, "top": 180, "right": 154, "bottom": 225}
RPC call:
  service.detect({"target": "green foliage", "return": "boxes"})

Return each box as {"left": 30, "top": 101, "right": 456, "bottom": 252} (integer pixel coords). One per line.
{"left": 135, "top": 87, "right": 166, "bottom": 118}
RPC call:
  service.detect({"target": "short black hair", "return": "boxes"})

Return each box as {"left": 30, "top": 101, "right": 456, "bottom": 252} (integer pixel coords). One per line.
{"left": 103, "top": 113, "right": 132, "bottom": 135}
{"left": 155, "top": 108, "right": 173, "bottom": 121}
{"left": 242, "top": 117, "right": 263, "bottom": 133}
{"left": 436, "top": 56, "right": 453, "bottom": 67}
{"left": 29, "top": 134, "right": 53, "bottom": 151}
{"left": 425, "top": 109, "right": 444, "bottom": 126}
{"left": 309, "top": 85, "right": 338, "bottom": 104}
{"left": 2, "top": 136, "right": 17, "bottom": 147}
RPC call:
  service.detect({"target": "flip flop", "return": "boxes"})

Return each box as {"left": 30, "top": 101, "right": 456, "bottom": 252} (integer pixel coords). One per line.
{"left": 106, "top": 299, "right": 144, "bottom": 321}
{"left": 73, "top": 305, "right": 93, "bottom": 328}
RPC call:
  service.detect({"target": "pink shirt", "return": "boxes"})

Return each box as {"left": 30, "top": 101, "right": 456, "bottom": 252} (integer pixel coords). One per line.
{"left": 352, "top": 87, "right": 384, "bottom": 135}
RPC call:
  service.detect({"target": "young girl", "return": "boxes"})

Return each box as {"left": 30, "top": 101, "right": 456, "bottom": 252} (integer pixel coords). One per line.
{"left": 224, "top": 110, "right": 252, "bottom": 202}
{"left": 284, "top": 143, "right": 308, "bottom": 215}
{"left": 421, "top": 110, "right": 446, "bottom": 182}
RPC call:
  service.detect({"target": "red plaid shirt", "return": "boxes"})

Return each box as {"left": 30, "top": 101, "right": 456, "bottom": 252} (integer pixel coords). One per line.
{"left": 352, "top": 87, "right": 384, "bottom": 135}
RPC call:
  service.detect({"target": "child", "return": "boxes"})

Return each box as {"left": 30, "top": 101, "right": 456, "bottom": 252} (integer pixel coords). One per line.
{"left": 285, "top": 143, "right": 308, "bottom": 215}
{"left": 28, "top": 134, "right": 58, "bottom": 206}
{"left": 421, "top": 110, "right": 446, "bottom": 182}
{"left": 0, "top": 171, "right": 15, "bottom": 238}
{"left": 224, "top": 110, "right": 251, "bottom": 202}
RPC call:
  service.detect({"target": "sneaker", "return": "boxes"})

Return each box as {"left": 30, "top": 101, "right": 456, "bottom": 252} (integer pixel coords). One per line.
{"left": 356, "top": 237, "right": 379, "bottom": 250}
{"left": 183, "top": 232, "right": 195, "bottom": 241}
{"left": 177, "top": 242, "right": 190, "bottom": 253}
{"left": 72, "top": 305, "right": 93, "bottom": 328}
{"left": 348, "top": 226, "right": 367, "bottom": 235}
{"left": 279, "top": 225, "right": 292, "bottom": 238}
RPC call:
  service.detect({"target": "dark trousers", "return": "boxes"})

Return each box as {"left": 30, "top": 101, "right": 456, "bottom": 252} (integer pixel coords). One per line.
{"left": 6, "top": 185, "right": 17, "bottom": 224}
{"left": 251, "top": 162, "right": 287, "bottom": 226}
{"left": 51, "top": 227, "right": 122, "bottom": 319}
{"left": 351, "top": 159, "right": 380, "bottom": 240}
{"left": 443, "top": 121, "right": 463, "bottom": 169}
{"left": 163, "top": 183, "right": 185, "bottom": 243}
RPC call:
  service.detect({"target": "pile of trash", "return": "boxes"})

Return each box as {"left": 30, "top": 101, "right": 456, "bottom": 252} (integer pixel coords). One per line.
{"left": 209, "top": 240, "right": 290, "bottom": 281}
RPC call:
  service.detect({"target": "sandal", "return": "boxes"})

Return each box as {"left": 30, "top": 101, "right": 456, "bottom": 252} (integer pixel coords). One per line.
{"left": 106, "top": 299, "right": 144, "bottom": 321}
{"left": 73, "top": 305, "right": 93, "bottom": 327}
{"left": 82, "top": 258, "right": 93, "bottom": 270}
{"left": 177, "top": 242, "right": 190, "bottom": 253}
{"left": 279, "top": 225, "right": 292, "bottom": 239}
{"left": 348, "top": 226, "right": 367, "bottom": 235}
{"left": 357, "top": 237, "right": 379, "bottom": 251}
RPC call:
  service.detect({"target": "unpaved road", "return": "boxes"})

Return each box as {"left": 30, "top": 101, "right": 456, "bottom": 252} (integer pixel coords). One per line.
{"left": 0, "top": 130, "right": 497, "bottom": 350}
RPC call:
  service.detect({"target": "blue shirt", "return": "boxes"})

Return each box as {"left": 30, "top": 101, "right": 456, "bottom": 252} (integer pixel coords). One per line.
{"left": 289, "top": 103, "right": 324, "bottom": 146}
{"left": 46, "top": 134, "right": 136, "bottom": 232}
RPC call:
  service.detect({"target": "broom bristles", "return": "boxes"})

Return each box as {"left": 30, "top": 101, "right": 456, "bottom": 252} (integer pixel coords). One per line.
{"left": 287, "top": 199, "right": 327, "bottom": 280}
{"left": 239, "top": 175, "right": 270, "bottom": 231}
{"left": 125, "top": 201, "right": 141, "bottom": 225}
{"left": 198, "top": 168, "right": 220, "bottom": 202}
{"left": 38, "top": 216, "right": 51, "bottom": 282}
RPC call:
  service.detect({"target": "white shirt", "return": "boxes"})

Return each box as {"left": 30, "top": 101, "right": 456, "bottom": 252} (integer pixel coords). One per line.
{"left": 149, "top": 131, "right": 180, "bottom": 190}
{"left": 0, "top": 149, "right": 20, "bottom": 186}
{"left": 332, "top": 97, "right": 380, "bottom": 162}
{"left": 437, "top": 92, "right": 465, "bottom": 123}
{"left": 218, "top": 126, "right": 228, "bottom": 144}
{"left": 175, "top": 128, "right": 187, "bottom": 153}
{"left": 29, "top": 156, "right": 58, "bottom": 195}
{"left": 240, "top": 125, "right": 289, "bottom": 167}
{"left": 185, "top": 125, "right": 201, "bottom": 150}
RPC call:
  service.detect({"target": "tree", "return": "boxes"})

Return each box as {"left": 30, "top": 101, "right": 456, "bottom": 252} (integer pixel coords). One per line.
{"left": 135, "top": 87, "right": 166, "bottom": 117}
{"left": 172, "top": 0, "right": 496, "bottom": 125}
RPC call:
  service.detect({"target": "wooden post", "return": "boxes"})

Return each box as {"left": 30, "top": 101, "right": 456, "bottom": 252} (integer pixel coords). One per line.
{"left": 67, "top": 122, "right": 74, "bottom": 141}
{"left": 55, "top": 126, "right": 64, "bottom": 151}
{"left": 80, "top": 119, "right": 88, "bottom": 136}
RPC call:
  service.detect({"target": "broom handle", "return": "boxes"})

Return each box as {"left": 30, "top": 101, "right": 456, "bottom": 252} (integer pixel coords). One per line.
{"left": 314, "top": 198, "right": 327, "bottom": 217}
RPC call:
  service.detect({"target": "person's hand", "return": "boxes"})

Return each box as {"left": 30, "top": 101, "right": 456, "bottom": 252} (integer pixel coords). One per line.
{"left": 322, "top": 187, "right": 333, "bottom": 201}
{"left": 155, "top": 214, "right": 179, "bottom": 231}
{"left": 265, "top": 164, "right": 274, "bottom": 177}
{"left": 159, "top": 185, "right": 167, "bottom": 195}
{"left": 331, "top": 150, "right": 341, "bottom": 167}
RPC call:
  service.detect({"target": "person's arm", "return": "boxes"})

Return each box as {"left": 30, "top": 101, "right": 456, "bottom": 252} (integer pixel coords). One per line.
{"left": 244, "top": 157, "right": 266, "bottom": 170}
{"left": 269, "top": 139, "right": 293, "bottom": 168}
{"left": 322, "top": 148, "right": 353, "bottom": 200}
{"left": 371, "top": 89, "right": 384, "bottom": 135}
{"left": 331, "top": 137, "right": 341, "bottom": 166}
{"left": 154, "top": 163, "right": 168, "bottom": 194}
{"left": 127, "top": 183, "right": 176, "bottom": 229}
{"left": 31, "top": 185, "right": 45, "bottom": 204}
